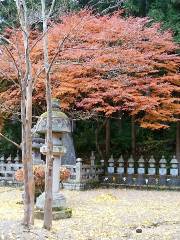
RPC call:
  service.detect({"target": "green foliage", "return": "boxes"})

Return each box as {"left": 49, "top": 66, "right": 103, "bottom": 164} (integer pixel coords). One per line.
{"left": 136, "top": 123, "right": 176, "bottom": 160}
{"left": 148, "top": 0, "right": 180, "bottom": 42}
{"left": 125, "top": 0, "right": 180, "bottom": 42}
{"left": 73, "top": 117, "right": 176, "bottom": 160}
{"left": 0, "top": 120, "right": 21, "bottom": 158}
{"left": 0, "top": 0, "right": 79, "bottom": 32}
{"left": 78, "top": 0, "right": 123, "bottom": 13}
{"left": 73, "top": 120, "right": 96, "bottom": 158}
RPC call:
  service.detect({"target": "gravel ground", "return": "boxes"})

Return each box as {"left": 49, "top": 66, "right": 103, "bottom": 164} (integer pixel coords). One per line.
{"left": 0, "top": 187, "right": 180, "bottom": 240}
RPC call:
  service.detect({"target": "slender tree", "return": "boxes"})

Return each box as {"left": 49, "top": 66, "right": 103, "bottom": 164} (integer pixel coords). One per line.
{"left": 41, "top": 0, "right": 54, "bottom": 230}
{"left": 15, "top": 0, "right": 34, "bottom": 226}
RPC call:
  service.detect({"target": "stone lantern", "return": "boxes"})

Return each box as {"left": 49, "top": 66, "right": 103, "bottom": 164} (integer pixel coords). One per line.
{"left": 32, "top": 132, "right": 44, "bottom": 165}
{"left": 35, "top": 98, "right": 72, "bottom": 218}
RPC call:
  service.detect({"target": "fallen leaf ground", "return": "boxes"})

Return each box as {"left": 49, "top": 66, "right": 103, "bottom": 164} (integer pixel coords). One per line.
{"left": 0, "top": 187, "right": 180, "bottom": 239}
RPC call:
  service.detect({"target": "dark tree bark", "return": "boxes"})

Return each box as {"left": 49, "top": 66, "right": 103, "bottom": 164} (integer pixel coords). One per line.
{"left": 95, "top": 120, "right": 104, "bottom": 160}
{"left": 131, "top": 116, "right": 136, "bottom": 157}
{"left": 176, "top": 121, "right": 180, "bottom": 173}
{"left": 105, "top": 118, "right": 110, "bottom": 162}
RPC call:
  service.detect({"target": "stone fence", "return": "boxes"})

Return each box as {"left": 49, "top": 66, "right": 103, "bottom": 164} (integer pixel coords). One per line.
{"left": 0, "top": 153, "right": 104, "bottom": 189}
{"left": 1, "top": 153, "right": 180, "bottom": 189}
{"left": 0, "top": 155, "right": 22, "bottom": 184}
{"left": 63, "top": 156, "right": 104, "bottom": 190}
{"left": 103, "top": 154, "right": 180, "bottom": 187}
{"left": 107, "top": 155, "right": 179, "bottom": 176}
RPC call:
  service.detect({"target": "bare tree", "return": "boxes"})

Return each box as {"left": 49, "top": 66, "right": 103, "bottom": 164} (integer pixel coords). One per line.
{"left": 41, "top": 0, "right": 55, "bottom": 230}
{"left": 0, "top": 0, "right": 35, "bottom": 226}
{"left": 15, "top": 0, "right": 34, "bottom": 226}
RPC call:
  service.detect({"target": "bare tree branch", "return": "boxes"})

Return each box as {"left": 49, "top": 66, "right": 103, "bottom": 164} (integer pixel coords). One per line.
{"left": 47, "top": 0, "right": 56, "bottom": 19}
{"left": 48, "top": 13, "right": 90, "bottom": 73}
{"left": 0, "top": 133, "right": 21, "bottom": 149}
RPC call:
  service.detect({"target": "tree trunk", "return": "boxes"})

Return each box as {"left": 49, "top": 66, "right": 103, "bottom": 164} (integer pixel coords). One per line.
{"left": 41, "top": 0, "right": 53, "bottom": 230}
{"left": 95, "top": 121, "right": 104, "bottom": 160}
{"left": 118, "top": 112, "right": 123, "bottom": 133}
{"left": 21, "top": 93, "right": 31, "bottom": 226}
{"left": 25, "top": 82, "right": 34, "bottom": 225}
{"left": 15, "top": 0, "right": 34, "bottom": 226}
{"left": 176, "top": 121, "right": 180, "bottom": 174}
{"left": 131, "top": 116, "right": 136, "bottom": 157}
{"left": 105, "top": 118, "right": 110, "bottom": 163}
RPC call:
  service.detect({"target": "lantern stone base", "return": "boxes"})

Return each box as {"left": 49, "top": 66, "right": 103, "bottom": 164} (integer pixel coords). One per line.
{"left": 34, "top": 207, "right": 72, "bottom": 220}
{"left": 36, "top": 192, "right": 66, "bottom": 210}
{"left": 35, "top": 192, "right": 72, "bottom": 220}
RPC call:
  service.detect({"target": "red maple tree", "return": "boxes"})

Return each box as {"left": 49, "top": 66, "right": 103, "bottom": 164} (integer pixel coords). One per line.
{"left": 0, "top": 11, "right": 179, "bottom": 129}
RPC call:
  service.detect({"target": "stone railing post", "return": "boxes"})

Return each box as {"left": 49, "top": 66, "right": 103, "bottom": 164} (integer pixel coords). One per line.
{"left": 100, "top": 159, "right": 104, "bottom": 166}
{"left": 76, "top": 158, "right": 83, "bottom": 182}
{"left": 117, "top": 155, "right": 124, "bottom": 174}
{"left": 159, "top": 155, "right": 167, "bottom": 175}
{"left": 0, "top": 156, "right": 4, "bottom": 175}
{"left": 138, "top": 156, "right": 145, "bottom": 174}
{"left": 14, "top": 155, "right": 19, "bottom": 164}
{"left": 170, "top": 155, "right": 179, "bottom": 176}
{"left": 0, "top": 155, "right": 4, "bottom": 165}
{"left": 107, "top": 155, "right": 114, "bottom": 174}
{"left": 90, "top": 151, "right": 95, "bottom": 166}
{"left": 148, "top": 156, "right": 156, "bottom": 175}
{"left": 6, "top": 155, "right": 11, "bottom": 171}
{"left": 127, "top": 155, "right": 134, "bottom": 174}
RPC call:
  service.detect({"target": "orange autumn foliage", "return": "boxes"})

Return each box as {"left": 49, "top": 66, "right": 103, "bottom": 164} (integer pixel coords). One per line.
{"left": 0, "top": 11, "right": 179, "bottom": 129}
{"left": 15, "top": 165, "right": 70, "bottom": 194}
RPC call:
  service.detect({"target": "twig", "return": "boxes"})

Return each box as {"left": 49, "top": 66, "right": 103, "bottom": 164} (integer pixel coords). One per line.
{"left": 0, "top": 133, "right": 21, "bottom": 149}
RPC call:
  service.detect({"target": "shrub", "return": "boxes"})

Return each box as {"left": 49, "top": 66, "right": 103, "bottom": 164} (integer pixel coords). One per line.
{"left": 15, "top": 165, "right": 71, "bottom": 198}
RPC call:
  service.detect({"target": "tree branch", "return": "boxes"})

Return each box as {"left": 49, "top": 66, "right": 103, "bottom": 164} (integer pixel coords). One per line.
{"left": 0, "top": 133, "right": 21, "bottom": 149}
{"left": 47, "top": 14, "right": 89, "bottom": 73}
{"left": 47, "top": 0, "right": 56, "bottom": 19}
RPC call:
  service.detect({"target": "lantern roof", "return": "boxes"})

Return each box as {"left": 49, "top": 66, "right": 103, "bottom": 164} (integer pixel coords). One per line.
{"left": 35, "top": 99, "right": 71, "bottom": 134}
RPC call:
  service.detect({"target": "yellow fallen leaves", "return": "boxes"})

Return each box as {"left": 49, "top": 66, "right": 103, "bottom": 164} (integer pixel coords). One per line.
{"left": 93, "top": 193, "right": 118, "bottom": 203}
{"left": 0, "top": 188, "right": 22, "bottom": 221}
{"left": 0, "top": 187, "right": 180, "bottom": 240}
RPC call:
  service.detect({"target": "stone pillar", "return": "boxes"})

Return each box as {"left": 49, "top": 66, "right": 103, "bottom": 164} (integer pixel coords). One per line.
{"left": 138, "top": 156, "right": 145, "bottom": 174}
{"left": 0, "top": 155, "right": 4, "bottom": 173}
{"left": 170, "top": 155, "right": 179, "bottom": 176}
{"left": 107, "top": 155, "right": 114, "bottom": 174}
{"left": 127, "top": 155, "right": 134, "bottom": 174}
{"left": 6, "top": 155, "right": 11, "bottom": 171}
{"left": 14, "top": 155, "right": 19, "bottom": 164}
{"left": 100, "top": 159, "right": 104, "bottom": 166}
{"left": 159, "top": 155, "right": 167, "bottom": 176}
{"left": 61, "top": 133, "right": 76, "bottom": 165}
{"left": 0, "top": 155, "right": 4, "bottom": 164}
{"left": 148, "top": 156, "right": 156, "bottom": 175}
{"left": 76, "top": 158, "right": 82, "bottom": 182}
{"left": 90, "top": 151, "right": 95, "bottom": 166}
{"left": 14, "top": 154, "right": 20, "bottom": 171}
{"left": 117, "top": 155, "right": 124, "bottom": 174}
